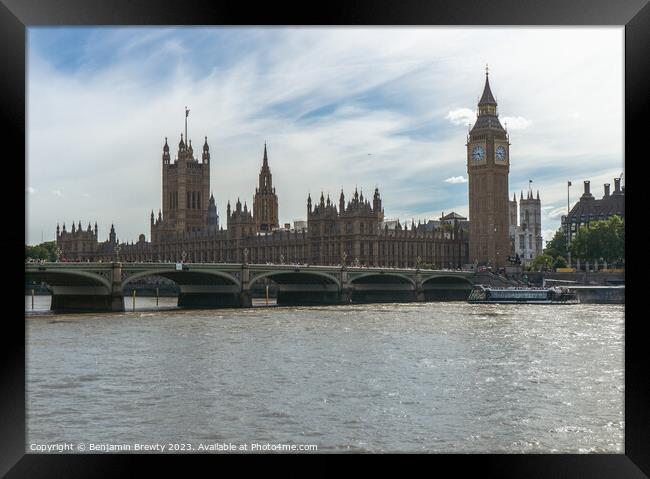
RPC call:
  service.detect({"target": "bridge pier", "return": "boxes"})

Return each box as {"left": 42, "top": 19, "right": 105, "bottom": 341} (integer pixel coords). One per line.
{"left": 238, "top": 290, "right": 252, "bottom": 308}
{"left": 110, "top": 262, "right": 125, "bottom": 312}
{"left": 276, "top": 291, "right": 341, "bottom": 306}
{"left": 49, "top": 262, "right": 125, "bottom": 313}
{"left": 415, "top": 283, "right": 425, "bottom": 302}
{"left": 177, "top": 292, "right": 243, "bottom": 308}
{"left": 51, "top": 293, "right": 124, "bottom": 313}
{"left": 339, "top": 287, "right": 352, "bottom": 304}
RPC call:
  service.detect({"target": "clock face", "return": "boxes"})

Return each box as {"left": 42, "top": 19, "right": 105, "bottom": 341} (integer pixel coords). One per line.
{"left": 471, "top": 145, "right": 485, "bottom": 162}
{"left": 496, "top": 145, "right": 506, "bottom": 161}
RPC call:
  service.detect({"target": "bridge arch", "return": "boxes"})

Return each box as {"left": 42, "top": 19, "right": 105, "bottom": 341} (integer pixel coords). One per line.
{"left": 249, "top": 270, "right": 341, "bottom": 289}
{"left": 25, "top": 269, "right": 113, "bottom": 291}
{"left": 421, "top": 274, "right": 473, "bottom": 301}
{"left": 350, "top": 272, "right": 416, "bottom": 287}
{"left": 122, "top": 269, "right": 241, "bottom": 288}
{"left": 421, "top": 275, "right": 474, "bottom": 286}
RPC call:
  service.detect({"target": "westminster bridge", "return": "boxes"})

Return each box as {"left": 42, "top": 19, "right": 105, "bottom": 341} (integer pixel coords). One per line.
{"left": 25, "top": 262, "right": 475, "bottom": 312}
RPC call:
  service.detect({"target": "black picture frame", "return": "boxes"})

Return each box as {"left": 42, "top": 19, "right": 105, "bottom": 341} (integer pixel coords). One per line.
{"left": 4, "top": 0, "right": 647, "bottom": 476}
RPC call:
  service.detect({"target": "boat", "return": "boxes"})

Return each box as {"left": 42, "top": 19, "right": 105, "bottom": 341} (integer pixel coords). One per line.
{"left": 467, "top": 285, "right": 579, "bottom": 304}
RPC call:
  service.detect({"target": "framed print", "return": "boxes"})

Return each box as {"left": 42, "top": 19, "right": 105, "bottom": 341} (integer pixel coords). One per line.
{"left": 4, "top": 0, "right": 648, "bottom": 476}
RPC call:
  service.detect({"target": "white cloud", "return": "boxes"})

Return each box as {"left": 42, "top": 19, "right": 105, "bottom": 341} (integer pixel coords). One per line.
{"left": 446, "top": 108, "right": 475, "bottom": 126}
{"left": 445, "top": 176, "right": 467, "bottom": 184}
{"left": 26, "top": 186, "right": 36, "bottom": 194}
{"left": 51, "top": 189, "right": 63, "bottom": 197}
{"left": 501, "top": 116, "right": 531, "bottom": 130}
{"left": 547, "top": 207, "right": 567, "bottom": 219}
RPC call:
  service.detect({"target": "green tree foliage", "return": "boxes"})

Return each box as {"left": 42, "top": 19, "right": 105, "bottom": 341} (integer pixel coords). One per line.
{"left": 530, "top": 254, "right": 555, "bottom": 271}
{"left": 543, "top": 228, "right": 567, "bottom": 259}
{"left": 554, "top": 256, "right": 567, "bottom": 269}
{"left": 569, "top": 215, "right": 624, "bottom": 262}
{"left": 25, "top": 241, "right": 58, "bottom": 261}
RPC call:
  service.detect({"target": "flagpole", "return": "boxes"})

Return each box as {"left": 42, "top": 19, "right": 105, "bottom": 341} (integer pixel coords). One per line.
{"left": 185, "top": 106, "right": 188, "bottom": 143}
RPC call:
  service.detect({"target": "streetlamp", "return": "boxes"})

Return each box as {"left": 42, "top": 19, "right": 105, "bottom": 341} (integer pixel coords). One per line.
{"left": 494, "top": 225, "right": 500, "bottom": 270}
{"left": 181, "top": 250, "right": 187, "bottom": 263}
{"left": 114, "top": 244, "right": 121, "bottom": 263}
{"left": 567, "top": 180, "right": 572, "bottom": 268}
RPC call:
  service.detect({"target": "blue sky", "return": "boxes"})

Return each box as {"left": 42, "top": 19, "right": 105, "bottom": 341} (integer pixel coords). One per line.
{"left": 26, "top": 27, "right": 623, "bottom": 245}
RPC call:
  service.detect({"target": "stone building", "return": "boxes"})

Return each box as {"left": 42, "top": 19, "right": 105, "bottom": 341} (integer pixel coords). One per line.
{"left": 57, "top": 133, "right": 469, "bottom": 267}
{"left": 466, "top": 68, "right": 511, "bottom": 267}
{"left": 56, "top": 222, "right": 124, "bottom": 261}
{"left": 55, "top": 221, "right": 99, "bottom": 261}
{"left": 508, "top": 189, "right": 543, "bottom": 265}
{"left": 562, "top": 177, "right": 625, "bottom": 243}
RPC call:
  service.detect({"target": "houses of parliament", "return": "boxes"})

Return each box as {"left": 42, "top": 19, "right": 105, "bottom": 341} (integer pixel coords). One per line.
{"left": 57, "top": 70, "right": 529, "bottom": 269}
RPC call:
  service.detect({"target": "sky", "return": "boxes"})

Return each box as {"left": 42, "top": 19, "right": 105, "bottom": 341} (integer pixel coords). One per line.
{"left": 26, "top": 27, "right": 624, "bottom": 246}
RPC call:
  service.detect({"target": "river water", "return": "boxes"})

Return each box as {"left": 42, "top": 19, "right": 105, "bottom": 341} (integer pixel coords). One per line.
{"left": 26, "top": 296, "right": 624, "bottom": 453}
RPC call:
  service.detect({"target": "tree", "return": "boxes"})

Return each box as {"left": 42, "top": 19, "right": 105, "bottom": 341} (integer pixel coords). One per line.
{"left": 569, "top": 215, "right": 624, "bottom": 263}
{"left": 25, "top": 241, "right": 58, "bottom": 261}
{"left": 554, "top": 256, "right": 567, "bottom": 269}
{"left": 530, "top": 254, "right": 555, "bottom": 272}
{"left": 544, "top": 228, "right": 567, "bottom": 259}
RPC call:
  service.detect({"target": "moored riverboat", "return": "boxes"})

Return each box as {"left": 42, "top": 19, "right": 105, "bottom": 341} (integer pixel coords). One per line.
{"left": 467, "top": 285, "right": 579, "bottom": 304}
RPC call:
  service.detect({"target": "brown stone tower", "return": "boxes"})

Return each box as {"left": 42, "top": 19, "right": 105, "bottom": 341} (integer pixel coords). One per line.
{"left": 467, "top": 67, "right": 511, "bottom": 267}
{"left": 160, "top": 124, "right": 211, "bottom": 235}
{"left": 253, "top": 143, "right": 279, "bottom": 232}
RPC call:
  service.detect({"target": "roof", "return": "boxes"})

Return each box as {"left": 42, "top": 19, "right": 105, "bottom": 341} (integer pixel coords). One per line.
{"left": 566, "top": 192, "right": 624, "bottom": 222}
{"left": 471, "top": 115, "right": 504, "bottom": 131}
{"left": 441, "top": 212, "right": 467, "bottom": 221}
{"left": 479, "top": 75, "right": 497, "bottom": 105}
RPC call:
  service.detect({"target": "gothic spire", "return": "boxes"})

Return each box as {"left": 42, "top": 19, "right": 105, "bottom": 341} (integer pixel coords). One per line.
{"left": 263, "top": 142, "right": 268, "bottom": 168}
{"left": 202, "top": 136, "right": 210, "bottom": 163}
{"left": 479, "top": 65, "right": 497, "bottom": 106}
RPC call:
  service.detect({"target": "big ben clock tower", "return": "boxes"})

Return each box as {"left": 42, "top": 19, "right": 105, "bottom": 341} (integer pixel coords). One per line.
{"left": 467, "top": 67, "right": 511, "bottom": 268}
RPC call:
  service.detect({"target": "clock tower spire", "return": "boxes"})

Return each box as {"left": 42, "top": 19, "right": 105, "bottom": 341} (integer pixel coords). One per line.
{"left": 466, "top": 67, "right": 511, "bottom": 268}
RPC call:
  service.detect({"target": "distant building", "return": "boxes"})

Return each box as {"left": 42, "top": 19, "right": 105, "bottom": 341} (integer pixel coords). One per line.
{"left": 57, "top": 136, "right": 468, "bottom": 267}
{"left": 293, "top": 220, "right": 308, "bottom": 232}
{"left": 562, "top": 178, "right": 624, "bottom": 243}
{"left": 508, "top": 189, "right": 543, "bottom": 265}
{"left": 440, "top": 212, "right": 469, "bottom": 231}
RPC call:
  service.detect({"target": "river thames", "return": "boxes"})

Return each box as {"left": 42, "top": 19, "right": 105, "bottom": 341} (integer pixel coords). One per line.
{"left": 25, "top": 296, "right": 624, "bottom": 453}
